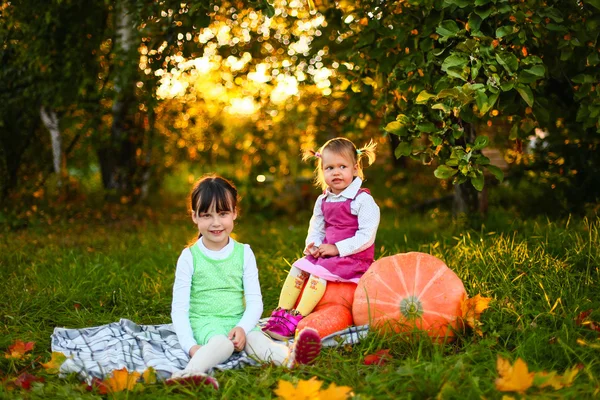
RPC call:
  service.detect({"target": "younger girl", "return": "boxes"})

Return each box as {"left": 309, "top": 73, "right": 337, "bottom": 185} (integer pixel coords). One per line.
{"left": 170, "top": 175, "right": 321, "bottom": 386}
{"left": 263, "top": 137, "right": 380, "bottom": 340}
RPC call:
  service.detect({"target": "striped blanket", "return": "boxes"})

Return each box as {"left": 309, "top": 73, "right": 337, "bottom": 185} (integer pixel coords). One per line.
{"left": 51, "top": 319, "right": 369, "bottom": 384}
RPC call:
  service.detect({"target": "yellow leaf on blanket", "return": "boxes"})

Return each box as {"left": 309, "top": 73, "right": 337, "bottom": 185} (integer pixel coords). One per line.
{"left": 104, "top": 368, "right": 140, "bottom": 393}
{"left": 275, "top": 377, "right": 351, "bottom": 400}
{"left": 495, "top": 356, "right": 534, "bottom": 393}
{"left": 142, "top": 367, "right": 157, "bottom": 384}
{"left": 41, "top": 352, "right": 67, "bottom": 374}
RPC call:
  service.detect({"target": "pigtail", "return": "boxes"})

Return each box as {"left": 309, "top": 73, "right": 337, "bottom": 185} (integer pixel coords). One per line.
{"left": 302, "top": 148, "right": 320, "bottom": 163}
{"left": 357, "top": 140, "right": 377, "bottom": 169}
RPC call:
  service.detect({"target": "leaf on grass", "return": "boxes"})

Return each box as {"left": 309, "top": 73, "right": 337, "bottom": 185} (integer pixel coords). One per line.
{"left": 364, "top": 349, "right": 392, "bottom": 366}
{"left": 274, "top": 377, "right": 352, "bottom": 400}
{"left": 5, "top": 340, "right": 35, "bottom": 360}
{"left": 577, "top": 338, "right": 600, "bottom": 349}
{"left": 534, "top": 366, "right": 580, "bottom": 390}
{"left": 103, "top": 368, "right": 140, "bottom": 393}
{"left": 142, "top": 367, "right": 157, "bottom": 384}
{"left": 14, "top": 373, "right": 45, "bottom": 391}
{"left": 495, "top": 356, "right": 534, "bottom": 393}
{"left": 575, "top": 309, "right": 600, "bottom": 335}
{"left": 461, "top": 294, "right": 492, "bottom": 335}
{"left": 41, "top": 352, "right": 67, "bottom": 374}
{"left": 319, "top": 382, "right": 353, "bottom": 400}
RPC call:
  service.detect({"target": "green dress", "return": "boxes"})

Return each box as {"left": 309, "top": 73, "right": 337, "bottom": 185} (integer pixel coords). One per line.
{"left": 189, "top": 239, "right": 245, "bottom": 345}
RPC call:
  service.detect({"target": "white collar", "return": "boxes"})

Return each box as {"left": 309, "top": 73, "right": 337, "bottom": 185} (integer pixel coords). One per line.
{"left": 198, "top": 236, "right": 233, "bottom": 255}
{"left": 326, "top": 177, "right": 363, "bottom": 199}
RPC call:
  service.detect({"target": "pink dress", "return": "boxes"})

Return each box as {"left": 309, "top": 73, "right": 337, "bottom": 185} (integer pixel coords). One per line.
{"left": 293, "top": 188, "right": 375, "bottom": 283}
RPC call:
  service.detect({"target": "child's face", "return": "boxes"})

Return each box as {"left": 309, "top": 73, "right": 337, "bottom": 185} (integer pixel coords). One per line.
{"left": 192, "top": 201, "right": 237, "bottom": 251}
{"left": 321, "top": 149, "right": 358, "bottom": 195}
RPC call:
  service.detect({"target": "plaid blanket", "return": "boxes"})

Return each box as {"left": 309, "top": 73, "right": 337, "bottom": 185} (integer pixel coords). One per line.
{"left": 51, "top": 319, "right": 369, "bottom": 384}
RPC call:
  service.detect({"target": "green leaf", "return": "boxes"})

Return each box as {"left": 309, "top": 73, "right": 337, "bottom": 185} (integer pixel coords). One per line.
{"left": 500, "top": 82, "right": 515, "bottom": 92}
{"left": 432, "top": 103, "right": 452, "bottom": 113}
{"left": 523, "top": 65, "right": 545, "bottom": 77}
{"left": 485, "top": 164, "right": 504, "bottom": 182}
{"left": 384, "top": 121, "right": 408, "bottom": 136}
{"left": 468, "top": 13, "right": 482, "bottom": 33}
{"left": 470, "top": 173, "right": 484, "bottom": 191}
{"left": 445, "top": 0, "right": 470, "bottom": 7}
{"left": 472, "top": 135, "right": 489, "bottom": 151}
{"left": 572, "top": 74, "right": 595, "bottom": 83}
{"left": 588, "top": 0, "right": 600, "bottom": 11}
{"left": 509, "top": 123, "right": 519, "bottom": 139}
{"left": 436, "top": 20, "right": 460, "bottom": 37}
{"left": 434, "top": 165, "right": 458, "bottom": 179}
{"left": 474, "top": 6, "right": 492, "bottom": 19}
{"left": 496, "top": 25, "right": 515, "bottom": 38}
{"left": 442, "top": 54, "right": 468, "bottom": 70}
{"left": 474, "top": 0, "right": 491, "bottom": 5}
{"left": 416, "top": 91, "right": 436, "bottom": 104}
{"left": 417, "top": 121, "right": 437, "bottom": 133}
{"left": 474, "top": 90, "right": 488, "bottom": 112}
{"left": 395, "top": 142, "right": 412, "bottom": 158}
{"left": 516, "top": 85, "right": 534, "bottom": 107}
{"left": 496, "top": 52, "right": 519, "bottom": 73}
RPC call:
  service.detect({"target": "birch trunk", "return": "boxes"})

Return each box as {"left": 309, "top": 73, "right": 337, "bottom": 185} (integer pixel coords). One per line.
{"left": 40, "top": 106, "right": 62, "bottom": 185}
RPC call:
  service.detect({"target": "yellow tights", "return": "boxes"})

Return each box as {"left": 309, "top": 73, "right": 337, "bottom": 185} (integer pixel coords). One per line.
{"left": 277, "top": 266, "right": 327, "bottom": 316}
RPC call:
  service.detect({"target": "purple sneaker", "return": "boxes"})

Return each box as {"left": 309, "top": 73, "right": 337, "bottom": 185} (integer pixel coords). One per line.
{"left": 290, "top": 327, "right": 322, "bottom": 367}
{"left": 263, "top": 310, "right": 303, "bottom": 341}
{"left": 262, "top": 308, "right": 286, "bottom": 332}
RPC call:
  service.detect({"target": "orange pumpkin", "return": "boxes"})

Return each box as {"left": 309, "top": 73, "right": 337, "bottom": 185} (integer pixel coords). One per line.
{"left": 296, "top": 282, "right": 357, "bottom": 338}
{"left": 352, "top": 252, "right": 466, "bottom": 339}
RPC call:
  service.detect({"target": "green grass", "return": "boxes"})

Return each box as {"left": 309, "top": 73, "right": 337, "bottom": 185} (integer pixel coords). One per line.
{"left": 1, "top": 203, "right": 599, "bottom": 399}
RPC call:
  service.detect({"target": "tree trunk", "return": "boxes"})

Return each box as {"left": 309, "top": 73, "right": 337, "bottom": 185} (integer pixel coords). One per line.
{"left": 97, "top": 0, "right": 139, "bottom": 197}
{"left": 452, "top": 122, "right": 484, "bottom": 216}
{"left": 40, "top": 106, "right": 63, "bottom": 186}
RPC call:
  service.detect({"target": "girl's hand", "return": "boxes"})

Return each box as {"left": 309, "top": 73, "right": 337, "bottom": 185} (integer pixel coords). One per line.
{"left": 189, "top": 344, "right": 201, "bottom": 358}
{"left": 228, "top": 327, "right": 246, "bottom": 352}
{"left": 306, "top": 242, "right": 320, "bottom": 258}
{"left": 318, "top": 244, "right": 339, "bottom": 258}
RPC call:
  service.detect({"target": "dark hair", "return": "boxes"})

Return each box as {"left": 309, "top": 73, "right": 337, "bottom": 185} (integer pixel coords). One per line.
{"left": 190, "top": 174, "right": 239, "bottom": 217}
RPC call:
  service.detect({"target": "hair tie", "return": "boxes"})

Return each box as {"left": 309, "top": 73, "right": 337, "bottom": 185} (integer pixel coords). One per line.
{"left": 315, "top": 152, "right": 321, "bottom": 159}
{"left": 356, "top": 149, "right": 363, "bottom": 156}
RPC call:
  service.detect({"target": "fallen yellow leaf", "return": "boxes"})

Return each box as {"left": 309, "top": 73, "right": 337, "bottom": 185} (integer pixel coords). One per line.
{"left": 461, "top": 294, "right": 492, "bottom": 335}
{"left": 104, "top": 368, "right": 140, "bottom": 393}
{"left": 319, "top": 382, "right": 353, "bottom": 400}
{"left": 4, "top": 340, "right": 35, "bottom": 360}
{"left": 495, "top": 356, "right": 534, "bottom": 393}
{"left": 41, "top": 352, "right": 67, "bottom": 374}
{"left": 274, "top": 377, "right": 352, "bottom": 400}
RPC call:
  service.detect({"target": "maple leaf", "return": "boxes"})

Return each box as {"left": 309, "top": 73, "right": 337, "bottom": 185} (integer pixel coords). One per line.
{"left": 41, "top": 352, "right": 67, "bottom": 374}
{"left": 274, "top": 377, "right": 353, "bottom": 400}
{"left": 319, "top": 382, "right": 353, "bottom": 400}
{"left": 461, "top": 294, "right": 492, "bottom": 336}
{"left": 4, "top": 340, "right": 35, "bottom": 360}
{"left": 103, "top": 368, "right": 141, "bottom": 393}
{"left": 495, "top": 356, "right": 534, "bottom": 393}
{"left": 13, "top": 373, "right": 44, "bottom": 391}
{"left": 142, "top": 367, "right": 157, "bottom": 384}
{"left": 363, "top": 349, "right": 392, "bottom": 366}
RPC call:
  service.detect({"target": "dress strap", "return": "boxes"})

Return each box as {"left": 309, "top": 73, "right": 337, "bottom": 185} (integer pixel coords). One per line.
{"left": 354, "top": 187, "right": 370, "bottom": 199}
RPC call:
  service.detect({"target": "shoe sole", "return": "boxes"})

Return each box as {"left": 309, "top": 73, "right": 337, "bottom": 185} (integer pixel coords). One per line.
{"left": 293, "top": 328, "right": 322, "bottom": 365}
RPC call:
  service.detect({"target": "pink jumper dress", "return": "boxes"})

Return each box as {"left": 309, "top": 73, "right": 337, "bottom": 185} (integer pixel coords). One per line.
{"left": 293, "top": 188, "right": 375, "bottom": 283}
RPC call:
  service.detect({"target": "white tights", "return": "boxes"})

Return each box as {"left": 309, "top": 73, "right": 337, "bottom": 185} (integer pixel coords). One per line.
{"left": 172, "top": 330, "right": 291, "bottom": 378}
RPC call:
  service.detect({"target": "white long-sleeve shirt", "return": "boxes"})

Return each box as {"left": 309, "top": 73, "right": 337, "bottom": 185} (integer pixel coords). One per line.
{"left": 305, "top": 177, "right": 380, "bottom": 257}
{"left": 170, "top": 238, "right": 263, "bottom": 355}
